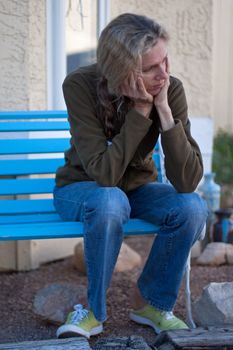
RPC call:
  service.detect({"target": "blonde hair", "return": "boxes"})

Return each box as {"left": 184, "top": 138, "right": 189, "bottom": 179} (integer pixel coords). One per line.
{"left": 96, "top": 13, "right": 169, "bottom": 137}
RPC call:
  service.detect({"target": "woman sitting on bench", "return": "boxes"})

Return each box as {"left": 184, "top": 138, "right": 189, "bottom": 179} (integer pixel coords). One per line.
{"left": 53, "top": 13, "right": 208, "bottom": 339}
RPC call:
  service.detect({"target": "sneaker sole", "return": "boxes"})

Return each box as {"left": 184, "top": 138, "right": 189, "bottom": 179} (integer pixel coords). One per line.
{"left": 129, "top": 312, "right": 161, "bottom": 334}
{"left": 56, "top": 324, "right": 103, "bottom": 339}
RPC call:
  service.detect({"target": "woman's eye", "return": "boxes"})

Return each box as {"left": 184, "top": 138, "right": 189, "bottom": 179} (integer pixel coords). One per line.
{"left": 143, "top": 67, "right": 153, "bottom": 73}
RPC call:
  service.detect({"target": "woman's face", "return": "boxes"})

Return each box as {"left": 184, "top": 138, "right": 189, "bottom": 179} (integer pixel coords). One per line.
{"left": 140, "top": 39, "right": 169, "bottom": 96}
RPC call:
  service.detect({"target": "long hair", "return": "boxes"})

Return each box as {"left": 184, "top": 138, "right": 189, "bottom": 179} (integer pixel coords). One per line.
{"left": 96, "top": 13, "right": 169, "bottom": 139}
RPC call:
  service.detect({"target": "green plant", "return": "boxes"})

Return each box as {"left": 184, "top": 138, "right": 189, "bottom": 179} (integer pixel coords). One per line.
{"left": 212, "top": 130, "right": 233, "bottom": 185}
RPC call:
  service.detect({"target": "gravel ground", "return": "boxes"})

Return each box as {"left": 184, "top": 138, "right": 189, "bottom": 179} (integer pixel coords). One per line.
{"left": 0, "top": 235, "right": 232, "bottom": 348}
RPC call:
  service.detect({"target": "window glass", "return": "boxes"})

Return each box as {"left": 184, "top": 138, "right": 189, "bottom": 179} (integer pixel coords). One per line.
{"left": 66, "top": 0, "right": 97, "bottom": 73}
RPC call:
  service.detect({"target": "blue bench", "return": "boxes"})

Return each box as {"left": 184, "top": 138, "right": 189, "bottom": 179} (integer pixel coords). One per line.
{"left": 0, "top": 110, "right": 196, "bottom": 327}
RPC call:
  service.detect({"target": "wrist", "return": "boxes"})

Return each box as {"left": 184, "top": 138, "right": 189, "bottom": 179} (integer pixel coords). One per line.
{"left": 155, "top": 103, "right": 171, "bottom": 115}
{"left": 156, "top": 105, "right": 175, "bottom": 131}
{"left": 133, "top": 101, "right": 153, "bottom": 119}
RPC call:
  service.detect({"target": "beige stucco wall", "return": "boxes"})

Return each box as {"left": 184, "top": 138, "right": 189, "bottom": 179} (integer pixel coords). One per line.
{"left": 0, "top": 0, "right": 80, "bottom": 271}
{"left": 0, "top": 0, "right": 47, "bottom": 110}
{"left": 111, "top": 0, "right": 213, "bottom": 119}
{"left": 0, "top": 0, "right": 47, "bottom": 271}
{"left": 212, "top": 0, "right": 233, "bottom": 133}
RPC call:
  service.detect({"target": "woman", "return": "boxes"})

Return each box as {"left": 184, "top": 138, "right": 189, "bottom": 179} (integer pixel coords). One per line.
{"left": 54, "top": 13, "right": 208, "bottom": 338}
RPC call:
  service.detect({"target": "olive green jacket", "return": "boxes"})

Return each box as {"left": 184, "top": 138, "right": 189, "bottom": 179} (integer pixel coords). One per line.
{"left": 55, "top": 64, "right": 203, "bottom": 193}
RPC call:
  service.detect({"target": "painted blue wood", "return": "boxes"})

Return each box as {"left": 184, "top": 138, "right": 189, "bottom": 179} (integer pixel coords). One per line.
{"left": 0, "top": 219, "right": 159, "bottom": 241}
{"left": 0, "top": 110, "right": 67, "bottom": 119}
{"left": 0, "top": 213, "right": 62, "bottom": 224}
{"left": 0, "top": 178, "right": 55, "bottom": 195}
{"left": 0, "top": 138, "right": 70, "bottom": 154}
{"left": 0, "top": 110, "right": 163, "bottom": 242}
{"left": 0, "top": 199, "right": 55, "bottom": 215}
{"left": 0, "top": 121, "right": 69, "bottom": 132}
{"left": 0, "top": 158, "right": 65, "bottom": 176}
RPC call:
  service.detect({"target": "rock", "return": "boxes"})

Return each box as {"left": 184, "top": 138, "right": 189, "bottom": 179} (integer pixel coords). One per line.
{"left": 226, "top": 244, "right": 233, "bottom": 264}
{"left": 93, "top": 335, "right": 151, "bottom": 350}
{"left": 73, "top": 240, "right": 142, "bottom": 274}
{"left": 196, "top": 242, "right": 228, "bottom": 266}
{"left": 192, "top": 282, "right": 233, "bottom": 326}
{"left": 191, "top": 240, "right": 202, "bottom": 258}
{"left": 73, "top": 240, "right": 86, "bottom": 274}
{"left": 33, "top": 282, "right": 87, "bottom": 324}
{"left": 115, "top": 241, "right": 142, "bottom": 272}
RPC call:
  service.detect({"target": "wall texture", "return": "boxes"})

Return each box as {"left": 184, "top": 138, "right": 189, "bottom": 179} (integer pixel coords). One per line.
{"left": 111, "top": 0, "right": 213, "bottom": 119}
{"left": 0, "top": 0, "right": 46, "bottom": 110}
{"left": 212, "top": 0, "right": 233, "bottom": 133}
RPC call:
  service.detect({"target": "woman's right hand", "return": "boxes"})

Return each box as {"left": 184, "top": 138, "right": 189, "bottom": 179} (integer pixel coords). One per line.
{"left": 120, "top": 72, "right": 153, "bottom": 118}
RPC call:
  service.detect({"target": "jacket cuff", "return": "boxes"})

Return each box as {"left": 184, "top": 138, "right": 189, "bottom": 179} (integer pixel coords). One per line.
{"left": 160, "top": 119, "right": 185, "bottom": 139}
{"left": 125, "top": 109, "right": 153, "bottom": 130}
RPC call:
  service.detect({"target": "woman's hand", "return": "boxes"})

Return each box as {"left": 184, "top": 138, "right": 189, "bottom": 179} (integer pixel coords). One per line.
{"left": 120, "top": 72, "right": 153, "bottom": 118}
{"left": 153, "top": 57, "right": 175, "bottom": 131}
{"left": 153, "top": 56, "right": 170, "bottom": 109}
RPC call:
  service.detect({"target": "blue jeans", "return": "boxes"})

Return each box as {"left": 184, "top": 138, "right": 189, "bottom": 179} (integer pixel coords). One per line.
{"left": 53, "top": 182, "right": 207, "bottom": 322}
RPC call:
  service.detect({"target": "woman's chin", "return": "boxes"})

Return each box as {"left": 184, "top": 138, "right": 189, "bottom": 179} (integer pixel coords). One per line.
{"left": 148, "top": 87, "right": 162, "bottom": 96}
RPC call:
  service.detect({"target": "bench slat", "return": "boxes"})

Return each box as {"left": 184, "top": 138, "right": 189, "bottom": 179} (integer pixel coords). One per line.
{"left": 0, "top": 219, "right": 158, "bottom": 241}
{"left": 0, "top": 213, "right": 62, "bottom": 224}
{"left": 0, "top": 138, "right": 70, "bottom": 154}
{"left": 0, "top": 199, "right": 55, "bottom": 214}
{"left": 0, "top": 158, "right": 64, "bottom": 175}
{"left": 0, "top": 121, "right": 69, "bottom": 132}
{"left": 0, "top": 178, "right": 55, "bottom": 195}
{"left": 0, "top": 110, "right": 67, "bottom": 119}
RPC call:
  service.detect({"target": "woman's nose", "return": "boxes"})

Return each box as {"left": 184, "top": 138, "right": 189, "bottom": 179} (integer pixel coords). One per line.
{"left": 155, "top": 65, "right": 167, "bottom": 80}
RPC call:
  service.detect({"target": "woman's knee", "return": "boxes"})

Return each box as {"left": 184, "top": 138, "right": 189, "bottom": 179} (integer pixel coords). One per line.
{"left": 84, "top": 186, "right": 131, "bottom": 221}
{"left": 178, "top": 192, "right": 208, "bottom": 222}
{"left": 174, "top": 192, "right": 208, "bottom": 242}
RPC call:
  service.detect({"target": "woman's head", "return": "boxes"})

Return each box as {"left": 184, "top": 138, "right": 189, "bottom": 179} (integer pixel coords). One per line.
{"left": 97, "top": 13, "right": 169, "bottom": 95}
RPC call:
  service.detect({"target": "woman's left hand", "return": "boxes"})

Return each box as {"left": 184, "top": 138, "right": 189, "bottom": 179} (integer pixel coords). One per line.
{"left": 153, "top": 57, "right": 175, "bottom": 131}
{"left": 153, "top": 56, "right": 170, "bottom": 109}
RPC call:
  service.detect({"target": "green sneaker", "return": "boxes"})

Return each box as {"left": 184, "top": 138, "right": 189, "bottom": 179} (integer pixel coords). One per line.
{"left": 130, "top": 304, "right": 189, "bottom": 333}
{"left": 56, "top": 304, "right": 103, "bottom": 339}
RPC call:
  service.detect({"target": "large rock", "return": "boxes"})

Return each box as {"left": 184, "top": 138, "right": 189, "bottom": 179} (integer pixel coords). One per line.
{"left": 226, "top": 244, "right": 233, "bottom": 264}
{"left": 33, "top": 282, "right": 87, "bottom": 324}
{"left": 196, "top": 242, "right": 233, "bottom": 266}
{"left": 93, "top": 335, "right": 151, "bottom": 350}
{"left": 192, "top": 282, "right": 233, "bottom": 326}
{"left": 73, "top": 240, "right": 142, "bottom": 274}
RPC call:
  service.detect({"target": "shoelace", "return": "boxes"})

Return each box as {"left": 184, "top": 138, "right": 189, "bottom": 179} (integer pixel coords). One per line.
{"left": 160, "top": 311, "right": 174, "bottom": 320}
{"left": 70, "top": 304, "right": 88, "bottom": 324}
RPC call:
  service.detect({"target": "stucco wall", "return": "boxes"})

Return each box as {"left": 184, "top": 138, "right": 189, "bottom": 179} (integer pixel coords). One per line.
{"left": 0, "top": 0, "right": 46, "bottom": 110}
{"left": 111, "top": 0, "right": 213, "bottom": 119}
{"left": 212, "top": 0, "right": 233, "bottom": 133}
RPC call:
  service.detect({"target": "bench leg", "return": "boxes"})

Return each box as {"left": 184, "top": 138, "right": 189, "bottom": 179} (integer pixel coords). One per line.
{"left": 185, "top": 252, "right": 196, "bottom": 328}
{"left": 185, "top": 223, "right": 206, "bottom": 328}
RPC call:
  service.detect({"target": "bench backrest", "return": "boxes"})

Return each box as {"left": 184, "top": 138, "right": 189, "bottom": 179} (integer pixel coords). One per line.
{"left": 0, "top": 111, "right": 163, "bottom": 221}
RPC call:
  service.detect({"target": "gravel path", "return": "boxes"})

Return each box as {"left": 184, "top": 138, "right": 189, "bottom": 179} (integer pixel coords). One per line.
{"left": 0, "top": 236, "right": 232, "bottom": 348}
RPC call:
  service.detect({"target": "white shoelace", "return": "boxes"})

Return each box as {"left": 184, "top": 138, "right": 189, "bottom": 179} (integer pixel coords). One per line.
{"left": 70, "top": 304, "right": 88, "bottom": 324}
{"left": 161, "top": 311, "right": 174, "bottom": 320}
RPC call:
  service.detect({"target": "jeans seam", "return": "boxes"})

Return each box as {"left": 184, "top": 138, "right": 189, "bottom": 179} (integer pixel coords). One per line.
{"left": 54, "top": 196, "right": 80, "bottom": 205}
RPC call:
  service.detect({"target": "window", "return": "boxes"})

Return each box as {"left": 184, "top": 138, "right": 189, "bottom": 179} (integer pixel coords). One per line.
{"left": 66, "top": 0, "right": 97, "bottom": 74}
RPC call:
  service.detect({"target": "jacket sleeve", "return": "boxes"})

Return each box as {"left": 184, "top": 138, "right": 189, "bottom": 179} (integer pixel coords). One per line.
{"left": 160, "top": 78, "right": 203, "bottom": 192}
{"left": 63, "top": 73, "right": 152, "bottom": 187}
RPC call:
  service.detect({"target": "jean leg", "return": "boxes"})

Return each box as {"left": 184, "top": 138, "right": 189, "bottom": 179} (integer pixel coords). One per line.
{"left": 127, "top": 182, "right": 208, "bottom": 311}
{"left": 83, "top": 187, "right": 131, "bottom": 321}
{"left": 54, "top": 183, "right": 131, "bottom": 322}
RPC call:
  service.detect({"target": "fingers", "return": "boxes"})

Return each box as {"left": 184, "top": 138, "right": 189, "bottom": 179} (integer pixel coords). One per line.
{"left": 137, "top": 77, "right": 153, "bottom": 103}
{"left": 129, "top": 71, "right": 137, "bottom": 90}
{"left": 120, "top": 71, "right": 153, "bottom": 104}
{"left": 166, "top": 56, "right": 170, "bottom": 75}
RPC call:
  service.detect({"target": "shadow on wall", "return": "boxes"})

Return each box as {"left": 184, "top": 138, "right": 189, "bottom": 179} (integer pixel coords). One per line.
{"left": 67, "top": 49, "right": 96, "bottom": 74}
